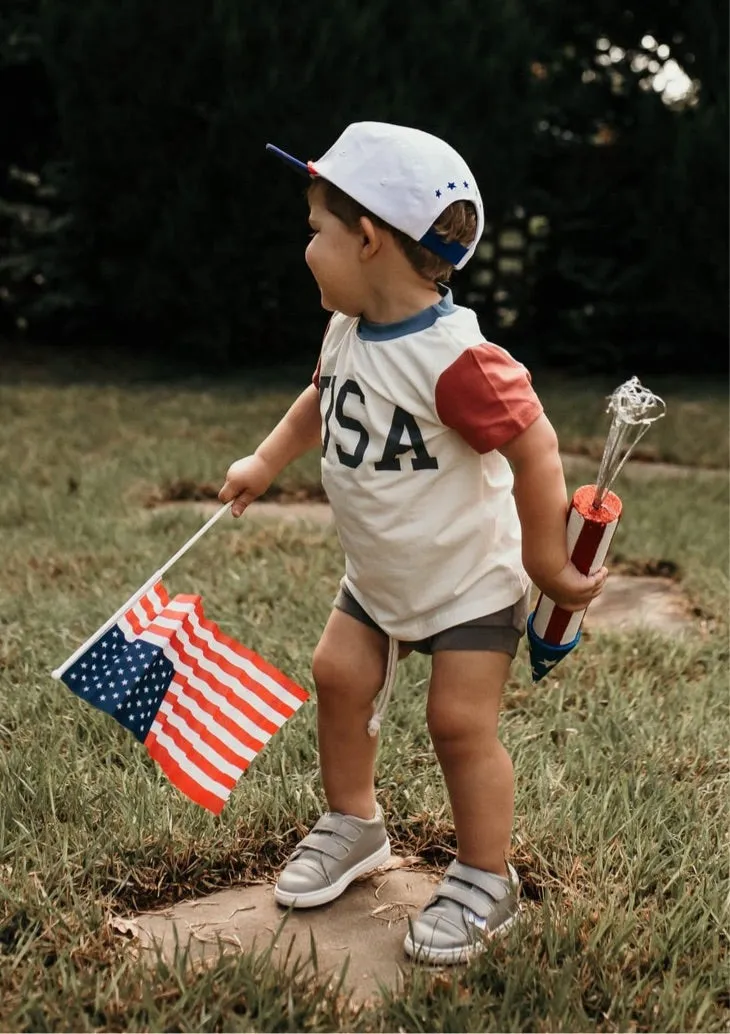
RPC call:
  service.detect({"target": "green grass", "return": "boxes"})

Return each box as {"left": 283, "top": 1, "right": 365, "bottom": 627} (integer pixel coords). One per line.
{"left": 0, "top": 364, "right": 728, "bottom": 1032}
{"left": 533, "top": 372, "right": 729, "bottom": 470}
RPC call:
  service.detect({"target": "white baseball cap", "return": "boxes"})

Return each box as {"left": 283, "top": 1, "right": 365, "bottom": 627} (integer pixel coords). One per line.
{"left": 266, "top": 121, "right": 484, "bottom": 270}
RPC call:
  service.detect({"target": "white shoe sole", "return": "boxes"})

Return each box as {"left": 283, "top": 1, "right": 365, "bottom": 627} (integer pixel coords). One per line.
{"left": 274, "top": 839, "right": 391, "bottom": 909}
{"left": 403, "top": 908, "right": 520, "bottom": 966}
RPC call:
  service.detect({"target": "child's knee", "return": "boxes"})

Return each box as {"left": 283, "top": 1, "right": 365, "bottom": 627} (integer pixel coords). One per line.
{"left": 311, "top": 641, "right": 344, "bottom": 694}
{"left": 311, "top": 640, "right": 382, "bottom": 705}
{"left": 427, "top": 698, "right": 498, "bottom": 750}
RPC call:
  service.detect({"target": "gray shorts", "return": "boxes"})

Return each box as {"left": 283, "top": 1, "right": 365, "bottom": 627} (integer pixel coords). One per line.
{"left": 334, "top": 586, "right": 530, "bottom": 658}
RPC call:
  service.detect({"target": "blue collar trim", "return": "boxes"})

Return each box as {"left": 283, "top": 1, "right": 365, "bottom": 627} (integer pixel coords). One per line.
{"left": 358, "top": 288, "right": 456, "bottom": 341}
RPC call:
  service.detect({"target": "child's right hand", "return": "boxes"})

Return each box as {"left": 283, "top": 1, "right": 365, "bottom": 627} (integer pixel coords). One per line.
{"left": 536, "top": 560, "right": 608, "bottom": 612}
{"left": 218, "top": 454, "right": 275, "bottom": 517}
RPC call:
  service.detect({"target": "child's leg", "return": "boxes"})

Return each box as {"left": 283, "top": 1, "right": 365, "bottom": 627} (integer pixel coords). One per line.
{"left": 404, "top": 648, "right": 520, "bottom": 962}
{"left": 274, "top": 608, "right": 391, "bottom": 908}
{"left": 426, "top": 650, "right": 513, "bottom": 875}
{"left": 311, "top": 607, "right": 389, "bottom": 819}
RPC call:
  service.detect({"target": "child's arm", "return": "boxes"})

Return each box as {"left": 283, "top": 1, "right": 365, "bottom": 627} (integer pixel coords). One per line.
{"left": 218, "top": 384, "right": 321, "bottom": 517}
{"left": 500, "top": 414, "right": 607, "bottom": 611}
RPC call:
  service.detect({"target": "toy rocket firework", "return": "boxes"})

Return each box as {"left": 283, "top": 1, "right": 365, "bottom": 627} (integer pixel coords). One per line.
{"left": 527, "top": 377, "right": 665, "bottom": 682}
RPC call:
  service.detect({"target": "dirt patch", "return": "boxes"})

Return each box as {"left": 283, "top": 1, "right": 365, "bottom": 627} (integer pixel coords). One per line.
{"left": 560, "top": 453, "right": 726, "bottom": 479}
{"left": 561, "top": 438, "right": 664, "bottom": 465}
{"left": 147, "top": 454, "right": 726, "bottom": 515}
{"left": 111, "top": 863, "right": 440, "bottom": 1005}
{"left": 611, "top": 557, "right": 679, "bottom": 579}
{"left": 582, "top": 575, "right": 691, "bottom": 635}
{"left": 145, "top": 478, "right": 328, "bottom": 508}
{"left": 240, "top": 501, "right": 333, "bottom": 524}
{"left": 148, "top": 497, "right": 333, "bottom": 524}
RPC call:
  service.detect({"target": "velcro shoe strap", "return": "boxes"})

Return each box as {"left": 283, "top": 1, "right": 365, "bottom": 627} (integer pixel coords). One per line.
{"left": 296, "top": 830, "right": 350, "bottom": 860}
{"left": 311, "top": 813, "right": 362, "bottom": 840}
{"left": 445, "top": 860, "right": 512, "bottom": 901}
{"left": 429, "top": 880, "right": 497, "bottom": 916}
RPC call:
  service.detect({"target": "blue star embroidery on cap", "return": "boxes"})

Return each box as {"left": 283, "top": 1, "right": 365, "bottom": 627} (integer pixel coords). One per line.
{"left": 435, "top": 188, "right": 442, "bottom": 198}
{"left": 463, "top": 180, "right": 469, "bottom": 188}
{"left": 447, "top": 181, "right": 456, "bottom": 190}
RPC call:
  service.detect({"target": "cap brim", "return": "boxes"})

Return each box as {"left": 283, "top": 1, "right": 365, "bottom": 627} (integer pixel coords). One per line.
{"left": 266, "top": 143, "right": 318, "bottom": 177}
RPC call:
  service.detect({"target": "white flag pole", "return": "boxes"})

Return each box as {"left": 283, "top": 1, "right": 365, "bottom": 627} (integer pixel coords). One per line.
{"left": 51, "top": 502, "right": 233, "bottom": 680}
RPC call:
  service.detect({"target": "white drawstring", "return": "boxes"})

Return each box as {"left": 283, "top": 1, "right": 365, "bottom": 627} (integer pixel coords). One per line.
{"left": 367, "top": 636, "right": 398, "bottom": 736}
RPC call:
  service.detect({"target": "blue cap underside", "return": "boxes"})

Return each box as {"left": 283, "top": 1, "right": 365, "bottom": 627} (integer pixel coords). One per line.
{"left": 418, "top": 229, "right": 468, "bottom": 265}
{"left": 266, "top": 143, "right": 310, "bottom": 176}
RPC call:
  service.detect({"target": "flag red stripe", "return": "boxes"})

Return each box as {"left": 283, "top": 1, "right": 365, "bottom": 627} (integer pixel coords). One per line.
{"left": 125, "top": 592, "right": 305, "bottom": 722}
{"left": 164, "top": 675, "right": 261, "bottom": 766}
{"left": 162, "top": 622, "right": 282, "bottom": 737}
{"left": 124, "top": 606, "right": 147, "bottom": 638}
{"left": 171, "top": 594, "right": 308, "bottom": 704}
{"left": 149, "top": 582, "right": 170, "bottom": 610}
{"left": 145, "top": 735, "right": 229, "bottom": 814}
{"left": 125, "top": 603, "right": 282, "bottom": 738}
{"left": 166, "top": 599, "right": 301, "bottom": 720}
{"left": 123, "top": 606, "right": 276, "bottom": 745}
{"left": 145, "top": 609, "right": 289, "bottom": 733}
{"left": 200, "top": 618, "right": 308, "bottom": 703}
{"left": 137, "top": 591, "right": 159, "bottom": 626}
{"left": 166, "top": 674, "right": 266, "bottom": 753}
{"left": 124, "top": 598, "right": 167, "bottom": 639}
{"left": 145, "top": 711, "right": 237, "bottom": 791}
{"left": 124, "top": 583, "right": 169, "bottom": 631}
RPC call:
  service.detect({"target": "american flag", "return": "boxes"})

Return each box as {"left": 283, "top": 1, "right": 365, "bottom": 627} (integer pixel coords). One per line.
{"left": 60, "top": 582, "right": 309, "bottom": 813}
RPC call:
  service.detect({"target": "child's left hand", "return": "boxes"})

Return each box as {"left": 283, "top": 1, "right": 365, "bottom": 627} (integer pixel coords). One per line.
{"left": 537, "top": 562, "right": 608, "bottom": 612}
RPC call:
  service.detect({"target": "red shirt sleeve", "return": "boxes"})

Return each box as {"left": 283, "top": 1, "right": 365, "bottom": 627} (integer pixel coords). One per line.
{"left": 435, "top": 343, "right": 543, "bottom": 453}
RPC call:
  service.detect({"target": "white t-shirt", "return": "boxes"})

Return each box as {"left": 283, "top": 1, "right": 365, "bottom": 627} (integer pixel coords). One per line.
{"left": 313, "top": 288, "right": 543, "bottom": 640}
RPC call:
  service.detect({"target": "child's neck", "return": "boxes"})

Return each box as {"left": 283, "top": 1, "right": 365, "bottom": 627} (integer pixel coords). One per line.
{"left": 360, "top": 281, "right": 442, "bottom": 325}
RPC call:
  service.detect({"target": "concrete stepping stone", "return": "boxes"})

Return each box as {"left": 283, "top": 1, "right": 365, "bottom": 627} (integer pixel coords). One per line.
{"left": 112, "top": 863, "right": 439, "bottom": 1004}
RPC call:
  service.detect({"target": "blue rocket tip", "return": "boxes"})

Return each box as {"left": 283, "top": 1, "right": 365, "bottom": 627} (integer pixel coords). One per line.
{"left": 526, "top": 613, "right": 581, "bottom": 683}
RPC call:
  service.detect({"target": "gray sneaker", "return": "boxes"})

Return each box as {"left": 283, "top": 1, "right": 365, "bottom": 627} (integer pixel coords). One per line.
{"left": 404, "top": 859, "right": 520, "bottom": 965}
{"left": 274, "top": 805, "right": 391, "bottom": 908}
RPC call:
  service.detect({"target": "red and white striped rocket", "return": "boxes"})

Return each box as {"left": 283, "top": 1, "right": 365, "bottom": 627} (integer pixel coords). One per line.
{"left": 527, "top": 485, "right": 623, "bottom": 682}
{"left": 526, "top": 376, "right": 665, "bottom": 682}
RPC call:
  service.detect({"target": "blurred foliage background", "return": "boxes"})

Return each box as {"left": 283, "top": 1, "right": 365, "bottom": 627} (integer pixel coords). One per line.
{"left": 1, "top": 0, "right": 727, "bottom": 374}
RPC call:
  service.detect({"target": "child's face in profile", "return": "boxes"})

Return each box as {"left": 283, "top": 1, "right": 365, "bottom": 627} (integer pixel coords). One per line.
{"left": 305, "top": 195, "right": 366, "bottom": 316}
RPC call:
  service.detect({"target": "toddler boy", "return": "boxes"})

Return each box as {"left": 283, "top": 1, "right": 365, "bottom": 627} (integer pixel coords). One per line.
{"left": 219, "top": 122, "right": 606, "bottom": 965}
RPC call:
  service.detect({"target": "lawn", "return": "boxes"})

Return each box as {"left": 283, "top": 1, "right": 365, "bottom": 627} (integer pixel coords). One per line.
{"left": 0, "top": 357, "right": 728, "bottom": 1032}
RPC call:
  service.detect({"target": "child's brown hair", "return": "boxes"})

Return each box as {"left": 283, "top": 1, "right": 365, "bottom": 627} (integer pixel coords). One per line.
{"left": 308, "top": 178, "right": 477, "bottom": 282}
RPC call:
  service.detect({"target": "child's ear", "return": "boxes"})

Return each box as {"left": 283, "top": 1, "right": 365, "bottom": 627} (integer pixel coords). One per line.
{"left": 359, "top": 216, "right": 383, "bottom": 260}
